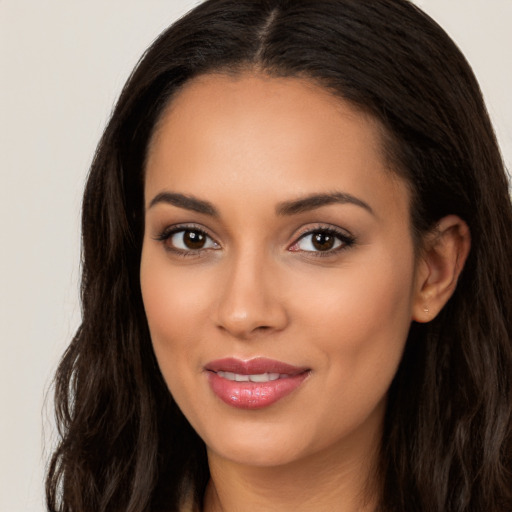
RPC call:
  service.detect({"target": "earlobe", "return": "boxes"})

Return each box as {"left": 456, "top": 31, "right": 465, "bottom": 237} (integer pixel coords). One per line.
{"left": 412, "top": 215, "right": 471, "bottom": 323}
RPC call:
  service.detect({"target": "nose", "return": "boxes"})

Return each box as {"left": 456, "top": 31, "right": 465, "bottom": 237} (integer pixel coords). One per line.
{"left": 213, "top": 251, "right": 289, "bottom": 339}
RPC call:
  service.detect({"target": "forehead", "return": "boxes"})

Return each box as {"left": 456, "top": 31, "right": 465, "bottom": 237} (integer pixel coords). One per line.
{"left": 149, "top": 72, "right": 384, "bottom": 164}
{"left": 145, "top": 72, "right": 408, "bottom": 221}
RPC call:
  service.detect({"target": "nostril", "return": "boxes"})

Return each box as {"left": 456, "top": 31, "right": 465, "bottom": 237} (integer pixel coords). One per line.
{"left": 214, "top": 283, "right": 289, "bottom": 337}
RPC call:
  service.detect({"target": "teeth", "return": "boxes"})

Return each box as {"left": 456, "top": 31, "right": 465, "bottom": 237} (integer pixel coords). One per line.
{"left": 217, "top": 371, "right": 283, "bottom": 382}
{"left": 250, "top": 373, "right": 280, "bottom": 382}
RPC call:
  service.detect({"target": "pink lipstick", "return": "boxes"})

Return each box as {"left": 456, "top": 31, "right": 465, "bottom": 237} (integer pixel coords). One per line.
{"left": 205, "top": 357, "right": 309, "bottom": 409}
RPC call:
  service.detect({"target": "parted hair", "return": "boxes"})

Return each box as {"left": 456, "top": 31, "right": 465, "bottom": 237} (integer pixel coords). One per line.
{"left": 46, "top": 1, "right": 512, "bottom": 511}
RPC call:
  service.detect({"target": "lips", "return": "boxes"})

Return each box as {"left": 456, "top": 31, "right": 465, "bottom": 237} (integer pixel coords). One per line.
{"left": 205, "top": 357, "right": 310, "bottom": 409}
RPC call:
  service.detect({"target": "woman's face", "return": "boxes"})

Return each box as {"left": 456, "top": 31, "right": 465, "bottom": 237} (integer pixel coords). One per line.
{"left": 141, "top": 73, "right": 423, "bottom": 468}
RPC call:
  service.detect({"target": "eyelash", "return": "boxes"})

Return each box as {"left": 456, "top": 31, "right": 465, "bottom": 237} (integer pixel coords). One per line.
{"left": 154, "top": 224, "right": 219, "bottom": 257}
{"left": 290, "top": 226, "right": 356, "bottom": 257}
{"left": 154, "top": 224, "right": 356, "bottom": 257}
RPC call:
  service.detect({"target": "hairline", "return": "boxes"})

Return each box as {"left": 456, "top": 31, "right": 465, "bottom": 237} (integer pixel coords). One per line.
{"left": 143, "top": 65, "right": 423, "bottom": 251}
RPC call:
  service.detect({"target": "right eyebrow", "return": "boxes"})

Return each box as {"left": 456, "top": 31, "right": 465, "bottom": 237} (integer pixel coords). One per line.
{"left": 147, "top": 192, "right": 218, "bottom": 216}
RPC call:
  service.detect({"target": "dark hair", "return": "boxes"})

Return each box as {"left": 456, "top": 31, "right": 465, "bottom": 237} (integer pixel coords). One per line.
{"left": 46, "top": 1, "right": 512, "bottom": 511}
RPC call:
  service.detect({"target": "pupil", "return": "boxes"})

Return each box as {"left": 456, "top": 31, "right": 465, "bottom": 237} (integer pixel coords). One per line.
{"left": 184, "top": 230, "right": 205, "bottom": 249}
{"left": 312, "top": 232, "right": 334, "bottom": 251}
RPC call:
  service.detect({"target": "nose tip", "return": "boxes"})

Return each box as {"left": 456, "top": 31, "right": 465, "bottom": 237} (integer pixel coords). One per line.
{"left": 214, "top": 262, "right": 288, "bottom": 339}
{"left": 217, "top": 306, "right": 279, "bottom": 338}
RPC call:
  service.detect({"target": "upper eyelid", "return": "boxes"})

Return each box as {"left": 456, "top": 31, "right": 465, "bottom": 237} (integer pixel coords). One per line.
{"left": 153, "top": 222, "right": 354, "bottom": 248}
{"left": 292, "top": 223, "right": 354, "bottom": 240}
{"left": 155, "top": 225, "right": 220, "bottom": 256}
{"left": 288, "top": 225, "right": 356, "bottom": 252}
{"left": 155, "top": 223, "right": 217, "bottom": 240}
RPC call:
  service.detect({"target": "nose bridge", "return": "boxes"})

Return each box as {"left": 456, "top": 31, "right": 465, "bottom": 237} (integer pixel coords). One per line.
{"left": 215, "top": 244, "right": 287, "bottom": 338}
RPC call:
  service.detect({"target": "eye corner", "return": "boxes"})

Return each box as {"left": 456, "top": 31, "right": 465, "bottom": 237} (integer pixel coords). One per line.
{"left": 154, "top": 224, "right": 221, "bottom": 256}
{"left": 288, "top": 225, "right": 356, "bottom": 256}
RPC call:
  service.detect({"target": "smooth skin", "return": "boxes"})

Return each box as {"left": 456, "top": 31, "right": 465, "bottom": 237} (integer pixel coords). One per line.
{"left": 140, "top": 73, "right": 470, "bottom": 512}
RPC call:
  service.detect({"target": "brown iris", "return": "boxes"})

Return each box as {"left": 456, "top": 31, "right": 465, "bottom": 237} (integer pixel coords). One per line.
{"left": 183, "top": 230, "right": 206, "bottom": 249}
{"left": 312, "top": 231, "right": 336, "bottom": 251}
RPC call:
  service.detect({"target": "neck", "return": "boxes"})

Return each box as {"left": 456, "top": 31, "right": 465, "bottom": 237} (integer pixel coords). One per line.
{"left": 203, "top": 422, "right": 382, "bottom": 512}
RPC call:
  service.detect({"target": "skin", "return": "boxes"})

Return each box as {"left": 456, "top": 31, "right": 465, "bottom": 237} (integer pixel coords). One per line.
{"left": 140, "top": 73, "right": 470, "bottom": 512}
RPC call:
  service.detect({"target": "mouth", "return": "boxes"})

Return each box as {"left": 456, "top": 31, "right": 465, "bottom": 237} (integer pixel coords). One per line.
{"left": 204, "top": 357, "right": 310, "bottom": 409}
{"left": 216, "top": 371, "right": 284, "bottom": 382}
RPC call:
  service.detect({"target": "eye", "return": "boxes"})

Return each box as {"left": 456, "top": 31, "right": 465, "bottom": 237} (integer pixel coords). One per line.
{"left": 157, "top": 227, "right": 220, "bottom": 253}
{"left": 289, "top": 228, "right": 354, "bottom": 253}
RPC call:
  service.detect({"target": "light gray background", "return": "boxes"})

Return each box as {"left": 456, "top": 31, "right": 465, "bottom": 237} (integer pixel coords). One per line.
{"left": 1, "top": 1, "right": 510, "bottom": 511}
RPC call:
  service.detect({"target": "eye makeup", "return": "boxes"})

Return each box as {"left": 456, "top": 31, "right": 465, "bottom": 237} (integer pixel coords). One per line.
{"left": 288, "top": 224, "right": 356, "bottom": 257}
{"left": 154, "top": 223, "right": 220, "bottom": 257}
{"left": 153, "top": 221, "right": 356, "bottom": 260}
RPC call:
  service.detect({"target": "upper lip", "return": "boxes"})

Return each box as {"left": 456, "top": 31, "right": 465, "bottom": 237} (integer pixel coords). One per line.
{"left": 205, "top": 357, "right": 309, "bottom": 375}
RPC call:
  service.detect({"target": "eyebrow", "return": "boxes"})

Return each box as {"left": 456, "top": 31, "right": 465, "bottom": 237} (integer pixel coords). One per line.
{"left": 148, "top": 192, "right": 218, "bottom": 216}
{"left": 148, "top": 190, "right": 373, "bottom": 217}
{"left": 276, "top": 192, "right": 374, "bottom": 216}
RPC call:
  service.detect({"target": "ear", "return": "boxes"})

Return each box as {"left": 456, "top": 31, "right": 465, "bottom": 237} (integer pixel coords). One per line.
{"left": 412, "top": 215, "right": 471, "bottom": 323}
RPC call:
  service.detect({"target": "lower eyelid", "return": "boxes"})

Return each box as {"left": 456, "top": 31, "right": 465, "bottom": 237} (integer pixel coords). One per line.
{"left": 294, "top": 233, "right": 344, "bottom": 251}
{"left": 174, "top": 230, "right": 217, "bottom": 247}
{"left": 154, "top": 225, "right": 354, "bottom": 255}
{"left": 289, "top": 227, "right": 355, "bottom": 251}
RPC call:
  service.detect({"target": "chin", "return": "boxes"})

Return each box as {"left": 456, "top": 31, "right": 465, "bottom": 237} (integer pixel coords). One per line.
{"left": 211, "top": 437, "right": 306, "bottom": 468}
{"left": 196, "top": 414, "right": 310, "bottom": 468}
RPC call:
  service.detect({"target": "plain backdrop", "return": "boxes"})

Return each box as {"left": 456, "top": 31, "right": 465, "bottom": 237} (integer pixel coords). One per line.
{"left": 1, "top": 1, "right": 510, "bottom": 511}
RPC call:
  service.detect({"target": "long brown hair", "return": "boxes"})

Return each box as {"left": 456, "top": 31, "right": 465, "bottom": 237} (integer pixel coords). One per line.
{"left": 47, "top": 1, "right": 512, "bottom": 510}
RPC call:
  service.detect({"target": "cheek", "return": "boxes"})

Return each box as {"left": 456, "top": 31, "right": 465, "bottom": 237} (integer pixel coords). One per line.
{"left": 140, "top": 248, "right": 210, "bottom": 376}
{"left": 140, "top": 254, "right": 215, "bottom": 424}
{"left": 285, "top": 256, "right": 415, "bottom": 444}
{"left": 141, "top": 244, "right": 210, "bottom": 325}
{"left": 298, "top": 247, "right": 413, "bottom": 324}
{"left": 296, "top": 247, "right": 416, "bottom": 388}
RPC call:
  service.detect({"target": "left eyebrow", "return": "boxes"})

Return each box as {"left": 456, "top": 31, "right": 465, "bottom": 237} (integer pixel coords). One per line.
{"left": 276, "top": 192, "right": 374, "bottom": 216}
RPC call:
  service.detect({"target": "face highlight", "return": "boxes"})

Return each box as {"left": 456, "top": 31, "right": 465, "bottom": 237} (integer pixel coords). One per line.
{"left": 140, "top": 73, "right": 422, "bottom": 470}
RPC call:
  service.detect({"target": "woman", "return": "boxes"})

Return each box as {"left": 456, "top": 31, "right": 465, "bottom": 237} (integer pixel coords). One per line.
{"left": 46, "top": 0, "right": 512, "bottom": 511}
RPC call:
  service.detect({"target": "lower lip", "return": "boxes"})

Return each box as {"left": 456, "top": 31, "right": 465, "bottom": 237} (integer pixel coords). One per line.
{"left": 207, "top": 371, "right": 309, "bottom": 409}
